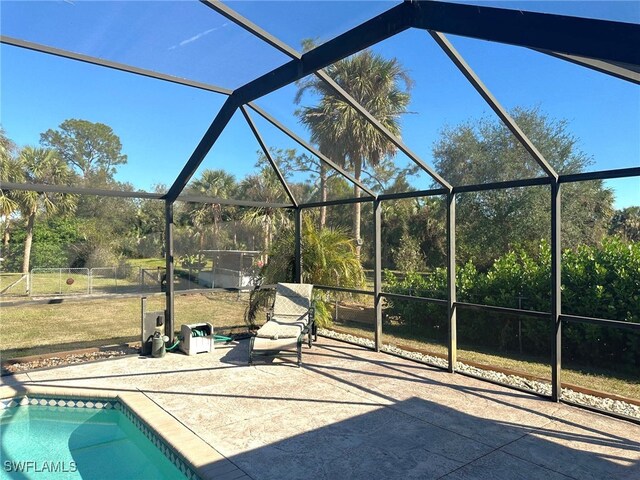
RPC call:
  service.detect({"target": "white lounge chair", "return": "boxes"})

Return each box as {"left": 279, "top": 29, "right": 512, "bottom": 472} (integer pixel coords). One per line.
{"left": 249, "top": 283, "right": 315, "bottom": 367}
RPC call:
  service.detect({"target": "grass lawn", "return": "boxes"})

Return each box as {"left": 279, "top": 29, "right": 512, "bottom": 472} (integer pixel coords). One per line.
{"left": 0, "top": 262, "right": 206, "bottom": 302}
{"left": 28, "top": 271, "right": 147, "bottom": 296}
{"left": 0, "top": 273, "right": 29, "bottom": 297}
{"left": 1, "top": 291, "right": 250, "bottom": 359}
{"left": 2, "top": 290, "right": 637, "bottom": 402}
{"left": 127, "top": 258, "right": 166, "bottom": 268}
{"left": 128, "top": 257, "right": 217, "bottom": 271}
{"left": 331, "top": 320, "right": 640, "bottom": 401}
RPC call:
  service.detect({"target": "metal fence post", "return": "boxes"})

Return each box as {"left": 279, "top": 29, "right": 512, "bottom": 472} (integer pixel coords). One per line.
{"left": 294, "top": 207, "right": 302, "bottom": 283}
{"left": 165, "top": 200, "right": 175, "bottom": 343}
{"left": 551, "top": 181, "right": 562, "bottom": 401}
{"left": 374, "top": 199, "right": 382, "bottom": 351}
{"left": 447, "top": 192, "right": 457, "bottom": 373}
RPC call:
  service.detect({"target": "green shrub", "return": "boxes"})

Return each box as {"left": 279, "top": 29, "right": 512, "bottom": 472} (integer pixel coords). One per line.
{"left": 2, "top": 217, "right": 83, "bottom": 270}
{"left": 384, "top": 238, "right": 639, "bottom": 369}
{"left": 245, "top": 217, "right": 365, "bottom": 329}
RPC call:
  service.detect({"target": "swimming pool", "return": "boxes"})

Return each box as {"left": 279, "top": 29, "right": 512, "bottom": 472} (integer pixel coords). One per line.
{"left": 0, "top": 397, "right": 199, "bottom": 479}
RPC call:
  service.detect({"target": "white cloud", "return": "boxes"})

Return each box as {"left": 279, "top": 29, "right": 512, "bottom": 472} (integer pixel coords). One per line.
{"left": 168, "top": 23, "right": 228, "bottom": 50}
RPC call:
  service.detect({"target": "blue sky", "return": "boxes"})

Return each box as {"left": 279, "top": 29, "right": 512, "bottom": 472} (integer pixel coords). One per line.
{"left": 1, "top": 0, "right": 638, "bottom": 208}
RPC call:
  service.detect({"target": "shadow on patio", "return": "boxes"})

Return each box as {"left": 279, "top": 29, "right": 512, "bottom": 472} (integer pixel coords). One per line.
{"left": 9, "top": 337, "right": 640, "bottom": 480}
{"left": 197, "top": 394, "right": 639, "bottom": 480}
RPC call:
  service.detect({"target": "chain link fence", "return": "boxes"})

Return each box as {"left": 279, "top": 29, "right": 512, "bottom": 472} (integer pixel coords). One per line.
{"left": 0, "top": 273, "right": 29, "bottom": 297}
{"left": 2, "top": 262, "right": 259, "bottom": 298}
{"left": 30, "top": 268, "right": 90, "bottom": 296}
{"left": 140, "top": 267, "right": 166, "bottom": 292}
{"left": 4, "top": 267, "right": 165, "bottom": 297}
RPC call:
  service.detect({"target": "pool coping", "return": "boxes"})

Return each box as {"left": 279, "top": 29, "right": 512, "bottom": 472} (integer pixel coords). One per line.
{"left": 0, "top": 385, "right": 246, "bottom": 480}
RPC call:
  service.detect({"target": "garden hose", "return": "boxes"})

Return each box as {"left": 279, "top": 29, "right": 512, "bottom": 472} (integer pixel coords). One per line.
{"left": 191, "top": 328, "right": 232, "bottom": 342}
{"left": 166, "top": 339, "right": 181, "bottom": 351}
{"left": 164, "top": 331, "right": 232, "bottom": 352}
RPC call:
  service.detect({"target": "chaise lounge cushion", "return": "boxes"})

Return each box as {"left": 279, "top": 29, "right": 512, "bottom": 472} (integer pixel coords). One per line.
{"left": 252, "top": 336, "right": 299, "bottom": 352}
{"left": 256, "top": 319, "right": 303, "bottom": 339}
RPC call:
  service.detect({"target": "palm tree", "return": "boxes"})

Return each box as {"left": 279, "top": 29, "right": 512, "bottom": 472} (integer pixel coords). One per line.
{"left": 295, "top": 49, "right": 412, "bottom": 253}
{"left": 186, "top": 169, "right": 237, "bottom": 255}
{"left": 14, "top": 147, "right": 77, "bottom": 273}
{"left": 0, "top": 130, "right": 21, "bottom": 249}
{"left": 245, "top": 214, "right": 365, "bottom": 328}
{"left": 240, "top": 166, "right": 290, "bottom": 264}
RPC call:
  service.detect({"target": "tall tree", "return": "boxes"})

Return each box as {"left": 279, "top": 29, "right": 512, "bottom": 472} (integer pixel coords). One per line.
{"left": 433, "top": 107, "right": 614, "bottom": 268}
{"left": 380, "top": 196, "right": 446, "bottom": 270}
{"left": 40, "top": 120, "right": 137, "bottom": 265}
{"left": 240, "top": 166, "right": 291, "bottom": 262}
{"left": 257, "top": 148, "right": 328, "bottom": 206}
{"left": 295, "top": 49, "right": 412, "bottom": 253}
{"left": 137, "top": 185, "right": 169, "bottom": 258}
{"left": 609, "top": 206, "right": 640, "bottom": 242}
{"left": 13, "top": 147, "right": 76, "bottom": 273}
{"left": 40, "top": 119, "right": 127, "bottom": 180}
{"left": 0, "top": 127, "right": 16, "bottom": 163}
{"left": 0, "top": 128, "right": 20, "bottom": 248}
{"left": 185, "top": 170, "right": 238, "bottom": 254}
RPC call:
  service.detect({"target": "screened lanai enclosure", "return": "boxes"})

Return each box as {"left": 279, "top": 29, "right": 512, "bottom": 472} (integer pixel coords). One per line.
{"left": 1, "top": 0, "right": 639, "bottom": 421}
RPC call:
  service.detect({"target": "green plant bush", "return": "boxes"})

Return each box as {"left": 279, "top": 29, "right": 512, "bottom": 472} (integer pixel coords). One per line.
{"left": 245, "top": 217, "right": 366, "bottom": 329}
{"left": 561, "top": 238, "right": 640, "bottom": 368}
{"left": 2, "top": 217, "right": 83, "bottom": 270}
{"left": 384, "top": 238, "right": 639, "bottom": 370}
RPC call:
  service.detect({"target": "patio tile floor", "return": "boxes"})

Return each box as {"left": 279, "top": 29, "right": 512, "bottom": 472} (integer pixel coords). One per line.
{"left": 5, "top": 336, "right": 639, "bottom": 480}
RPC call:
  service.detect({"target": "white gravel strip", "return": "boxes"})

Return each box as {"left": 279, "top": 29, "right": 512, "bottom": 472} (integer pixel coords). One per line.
{"left": 319, "top": 328, "right": 640, "bottom": 420}
{"left": 3, "top": 349, "right": 135, "bottom": 374}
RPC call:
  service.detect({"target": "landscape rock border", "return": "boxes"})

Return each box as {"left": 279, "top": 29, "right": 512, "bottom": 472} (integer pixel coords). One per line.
{"left": 2, "top": 346, "right": 138, "bottom": 375}
{"left": 319, "top": 328, "right": 640, "bottom": 420}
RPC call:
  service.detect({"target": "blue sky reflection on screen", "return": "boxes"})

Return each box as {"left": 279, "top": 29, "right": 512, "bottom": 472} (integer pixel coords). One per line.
{"left": 1, "top": 1, "right": 638, "bottom": 207}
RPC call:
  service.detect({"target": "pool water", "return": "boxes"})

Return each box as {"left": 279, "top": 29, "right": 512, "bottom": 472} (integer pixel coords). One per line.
{"left": 1, "top": 404, "right": 188, "bottom": 479}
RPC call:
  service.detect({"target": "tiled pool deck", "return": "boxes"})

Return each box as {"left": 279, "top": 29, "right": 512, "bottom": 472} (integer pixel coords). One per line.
{"left": 2, "top": 337, "right": 639, "bottom": 480}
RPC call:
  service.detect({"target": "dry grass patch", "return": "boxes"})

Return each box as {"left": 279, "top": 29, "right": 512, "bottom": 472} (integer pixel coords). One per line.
{"left": 330, "top": 322, "right": 640, "bottom": 401}
{"left": 1, "top": 292, "right": 249, "bottom": 359}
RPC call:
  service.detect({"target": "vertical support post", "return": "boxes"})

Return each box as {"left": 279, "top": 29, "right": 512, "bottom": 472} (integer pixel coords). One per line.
{"left": 211, "top": 255, "right": 218, "bottom": 288}
{"left": 374, "top": 199, "right": 382, "bottom": 352}
{"left": 141, "top": 296, "right": 147, "bottom": 348}
{"left": 551, "top": 181, "right": 562, "bottom": 401}
{"left": 447, "top": 192, "right": 457, "bottom": 372}
{"left": 165, "top": 200, "right": 175, "bottom": 343}
{"left": 294, "top": 207, "right": 302, "bottom": 283}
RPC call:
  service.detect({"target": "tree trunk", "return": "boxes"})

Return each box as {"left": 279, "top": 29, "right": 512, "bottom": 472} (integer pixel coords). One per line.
{"left": 233, "top": 220, "right": 238, "bottom": 249}
{"left": 353, "top": 159, "right": 362, "bottom": 258}
{"left": 2, "top": 221, "right": 10, "bottom": 248}
{"left": 199, "top": 228, "right": 205, "bottom": 255}
{"left": 160, "top": 231, "right": 166, "bottom": 258}
{"left": 212, "top": 216, "right": 218, "bottom": 249}
{"left": 262, "top": 217, "right": 271, "bottom": 265}
{"left": 22, "top": 210, "right": 36, "bottom": 274}
{"left": 320, "top": 163, "right": 327, "bottom": 228}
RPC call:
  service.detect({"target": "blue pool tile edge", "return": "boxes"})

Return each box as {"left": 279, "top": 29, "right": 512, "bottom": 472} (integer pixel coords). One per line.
{"left": 1, "top": 394, "right": 202, "bottom": 480}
